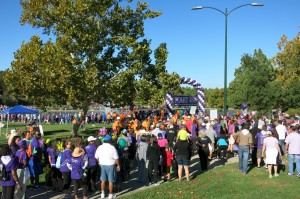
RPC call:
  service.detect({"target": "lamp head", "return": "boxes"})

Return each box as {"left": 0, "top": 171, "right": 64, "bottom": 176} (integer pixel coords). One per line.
{"left": 191, "top": 6, "right": 203, "bottom": 10}
{"left": 251, "top": 3, "right": 264, "bottom": 6}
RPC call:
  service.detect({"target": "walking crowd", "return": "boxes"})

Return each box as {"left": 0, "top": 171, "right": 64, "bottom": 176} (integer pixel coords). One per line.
{"left": 1, "top": 110, "right": 300, "bottom": 199}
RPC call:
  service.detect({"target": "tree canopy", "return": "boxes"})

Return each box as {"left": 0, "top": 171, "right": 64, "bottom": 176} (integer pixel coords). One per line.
{"left": 228, "top": 49, "right": 278, "bottom": 112}
{"left": 4, "top": 0, "right": 180, "bottom": 113}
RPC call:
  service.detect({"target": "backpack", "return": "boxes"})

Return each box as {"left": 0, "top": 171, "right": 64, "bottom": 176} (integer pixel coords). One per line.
{"left": 118, "top": 138, "right": 127, "bottom": 149}
{"left": 55, "top": 152, "right": 62, "bottom": 169}
{"left": 26, "top": 142, "right": 33, "bottom": 158}
{"left": 0, "top": 164, "right": 10, "bottom": 181}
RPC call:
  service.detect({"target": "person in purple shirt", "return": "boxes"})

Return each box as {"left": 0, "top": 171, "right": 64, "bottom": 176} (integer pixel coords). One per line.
{"left": 213, "top": 119, "right": 221, "bottom": 138}
{"left": 85, "top": 136, "right": 97, "bottom": 192}
{"left": 67, "top": 147, "right": 88, "bottom": 199}
{"left": 15, "top": 140, "right": 29, "bottom": 199}
{"left": 255, "top": 125, "right": 267, "bottom": 168}
{"left": 0, "top": 144, "right": 22, "bottom": 199}
{"left": 27, "top": 131, "right": 43, "bottom": 189}
{"left": 48, "top": 138, "right": 63, "bottom": 192}
{"left": 60, "top": 140, "right": 73, "bottom": 198}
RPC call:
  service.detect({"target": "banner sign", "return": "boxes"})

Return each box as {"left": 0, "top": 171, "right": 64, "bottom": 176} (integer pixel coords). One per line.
{"left": 173, "top": 96, "right": 198, "bottom": 106}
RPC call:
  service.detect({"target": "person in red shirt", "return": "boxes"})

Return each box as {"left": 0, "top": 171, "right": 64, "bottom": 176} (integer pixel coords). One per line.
{"left": 185, "top": 116, "right": 193, "bottom": 133}
{"left": 163, "top": 143, "right": 173, "bottom": 182}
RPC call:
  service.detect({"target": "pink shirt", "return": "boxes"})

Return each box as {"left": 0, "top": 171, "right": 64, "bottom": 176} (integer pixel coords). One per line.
{"left": 263, "top": 137, "right": 278, "bottom": 149}
{"left": 157, "top": 138, "right": 168, "bottom": 148}
{"left": 285, "top": 133, "right": 300, "bottom": 154}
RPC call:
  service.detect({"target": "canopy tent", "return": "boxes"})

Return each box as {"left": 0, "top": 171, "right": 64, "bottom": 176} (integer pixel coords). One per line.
{"left": 1, "top": 105, "right": 40, "bottom": 134}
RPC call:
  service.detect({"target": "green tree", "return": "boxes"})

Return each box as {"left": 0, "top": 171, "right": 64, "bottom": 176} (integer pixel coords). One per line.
{"left": 5, "top": 0, "right": 180, "bottom": 114}
{"left": 273, "top": 33, "right": 300, "bottom": 87}
{"left": 205, "top": 88, "right": 224, "bottom": 109}
{"left": 272, "top": 32, "right": 300, "bottom": 111}
{"left": 228, "top": 49, "right": 277, "bottom": 112}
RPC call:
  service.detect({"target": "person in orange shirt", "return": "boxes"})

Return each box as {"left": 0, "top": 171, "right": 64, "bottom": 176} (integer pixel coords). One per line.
{"left": 112, "top": 116, "right": 121, "bottom": 134}
{"left": 106, "top": 112, "right": 111, "bottom": 124}
{"left": 142, "top": 117, "right": 150, "bottom": 131}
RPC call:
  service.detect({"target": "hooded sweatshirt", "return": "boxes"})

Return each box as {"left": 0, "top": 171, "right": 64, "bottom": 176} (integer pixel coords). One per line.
{"left": 233, "top": 129, "right": 253, "bottom": 146}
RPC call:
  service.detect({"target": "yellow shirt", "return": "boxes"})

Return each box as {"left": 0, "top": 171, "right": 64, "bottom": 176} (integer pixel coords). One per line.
{"left": 177, "top": 129, "right": 188, "bottom": 141}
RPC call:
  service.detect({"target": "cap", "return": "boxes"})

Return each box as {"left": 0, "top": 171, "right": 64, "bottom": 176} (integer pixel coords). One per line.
{"left": 103, "top": 135, "right": 112, "bottom": 141}
{"left": 116, "top": 116, "right": 121, "bottom": 120}
{"left": 87, "top": 136, "right": 97, "bottom": 142}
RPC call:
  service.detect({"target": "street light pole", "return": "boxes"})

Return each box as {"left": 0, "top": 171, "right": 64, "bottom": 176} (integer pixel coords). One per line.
{"left": 192, "top": 3, "right": 263, "bottom": 116}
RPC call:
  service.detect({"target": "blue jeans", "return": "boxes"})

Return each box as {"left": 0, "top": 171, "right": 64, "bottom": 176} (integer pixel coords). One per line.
{"left": 278, "top": 140, "right": 285, "bottom": 154}
{"left": 288, "top": 154, "right": 300, "bottom": 175}
{"left": 238, "top": 145, "right": 250, "bottom": 174}
{"left": 137, "top": 159, "right": 146, "bottom": 182}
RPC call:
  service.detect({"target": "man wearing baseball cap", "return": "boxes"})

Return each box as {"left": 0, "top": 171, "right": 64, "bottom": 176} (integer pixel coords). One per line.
{"left": 85, "top": 136, "right": 97, "bottom": 192}
{"left": 95, "top": 135, "right": 120, "bottom": 199}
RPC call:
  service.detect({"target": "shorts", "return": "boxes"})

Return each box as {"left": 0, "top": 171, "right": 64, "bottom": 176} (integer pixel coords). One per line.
{"left": 163, "top": 165, "right": 171, "bottom": 174}
{"left": 176, "top": 156, "right": 189, "bottom": 166}
{"left": 257, "top": 149, "right": 262, "bottom": 158}
{"left": 100, "top": 165, "right": 116, "bottom": 183}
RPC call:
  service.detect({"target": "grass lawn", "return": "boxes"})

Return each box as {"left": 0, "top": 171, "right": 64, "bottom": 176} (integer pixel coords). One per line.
{"left": 0, "top": 122, "right": 111, "bottom": 145}
{"left": 121, "top": 162, "right": 299, "bottom": 199}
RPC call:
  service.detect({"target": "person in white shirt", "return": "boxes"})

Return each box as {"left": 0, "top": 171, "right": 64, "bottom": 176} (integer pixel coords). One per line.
{"left": 95, "top": 135, "right": 120, "bottom": 199}
{"left": 275, "top": 120, "right": 286, "bottom": 154}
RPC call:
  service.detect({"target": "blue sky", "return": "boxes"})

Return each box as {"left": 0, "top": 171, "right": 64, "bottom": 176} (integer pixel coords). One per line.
{"left": 1, "top": 0, "right": 299, "bottom": 88}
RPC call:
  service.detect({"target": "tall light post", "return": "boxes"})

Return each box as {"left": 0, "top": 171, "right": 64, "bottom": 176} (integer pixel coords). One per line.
{"left": 192, "top": 3, "right": 263, "bottom": 115}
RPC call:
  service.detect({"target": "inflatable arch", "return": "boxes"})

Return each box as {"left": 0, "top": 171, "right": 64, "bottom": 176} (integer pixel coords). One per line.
{"left": 165, "top": 77, "right": 205, "bottom": 118}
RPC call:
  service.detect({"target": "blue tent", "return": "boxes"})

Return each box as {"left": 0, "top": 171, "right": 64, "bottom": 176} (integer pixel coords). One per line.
{"left": 1, "top": 105, "right": 40, "bottom": 134}
{"left": 1, "top": 105, "right": 40, "bottom": 115}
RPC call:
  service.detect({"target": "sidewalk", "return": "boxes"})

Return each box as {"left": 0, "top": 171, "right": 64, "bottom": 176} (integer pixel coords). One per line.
{"left": 27, "top": 155, "right": 239, "bottom": 199}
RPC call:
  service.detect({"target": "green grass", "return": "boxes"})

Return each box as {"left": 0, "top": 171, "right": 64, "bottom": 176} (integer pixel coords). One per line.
{"left": 121, "top": 163, "right": 300, "bottom": 199}
{"left": 0, "top": 122, "right": 111, "bottom": 145}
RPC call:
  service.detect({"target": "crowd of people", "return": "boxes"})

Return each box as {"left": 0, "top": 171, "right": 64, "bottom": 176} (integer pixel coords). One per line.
{"left": 1, "top": 110, "right": 300, "bottom": 199}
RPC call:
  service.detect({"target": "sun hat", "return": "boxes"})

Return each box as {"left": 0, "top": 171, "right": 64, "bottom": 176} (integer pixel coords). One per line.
{"left": 103, "top": 135, "right": 112, "bottom": 141}
{"left": 87, "top": 136, "right": 97, "bottom": 142}
{"left": 266, "top": 131, "right": 272, "bottom": 136}
{"left": 72, "top": 147, "right": 85, "bottom": 158}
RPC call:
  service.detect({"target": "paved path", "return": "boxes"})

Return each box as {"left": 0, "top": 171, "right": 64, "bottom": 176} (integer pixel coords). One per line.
{"left": 27, "top": 155, "right": 239, "bottom": 199}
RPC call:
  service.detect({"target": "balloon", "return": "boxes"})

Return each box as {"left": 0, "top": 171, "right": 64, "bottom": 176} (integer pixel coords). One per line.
{"left": 241, "top": 102, "right": 248, "bottom": 110}
{"left": 180, "top": 110, "right": 184, "bottom": 115}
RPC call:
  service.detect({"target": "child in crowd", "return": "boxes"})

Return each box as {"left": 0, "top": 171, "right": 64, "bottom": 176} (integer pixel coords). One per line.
{"left": 163, "top": 143, "right": 173, "bottom": 182}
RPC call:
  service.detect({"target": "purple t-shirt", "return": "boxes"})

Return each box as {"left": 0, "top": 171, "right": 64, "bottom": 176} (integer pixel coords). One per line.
{"left": 85, "top": 144, "right": 97, "bottom": 167}
{"left": 60, "top": 149, "right": 72, "bottom": 173}
{"left": 15, "top": 149, "right": 28, "bottom": 168}
{"left": 191, "top": 124, "right": 197, "bottom": 139}
{"left": 47, "top": 147, "right": 57, "bottom": 165}
{"left": 70, "top": 156, "right": 85, "bottom": 180}
{"left": 0, "top": 156, "right": 17, "bottom": 187}
{"left": 255, "top": 132, "right": 266, "bottom": 149}
{"left": 214, "top": 123, "right": 221, "bottom": 137}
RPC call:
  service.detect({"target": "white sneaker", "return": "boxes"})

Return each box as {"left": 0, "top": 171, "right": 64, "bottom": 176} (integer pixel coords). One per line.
{"left": 100, "top": 192, "right": 105, "bottom": 198}
{"left": 108, "top": 194, "right": 116, "bottom": 199}
{"left": 274, "top": 173, "right": 279, "bottom": 177}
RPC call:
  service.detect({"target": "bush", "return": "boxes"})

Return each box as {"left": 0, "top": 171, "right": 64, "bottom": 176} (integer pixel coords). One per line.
{"left": 286, "top": 108, "right": 300, "bottom": 117}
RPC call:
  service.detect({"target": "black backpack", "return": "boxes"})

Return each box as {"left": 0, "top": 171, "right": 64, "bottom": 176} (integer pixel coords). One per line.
{"left": 0, "top": 164, "right": 11, "bottom": 181}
